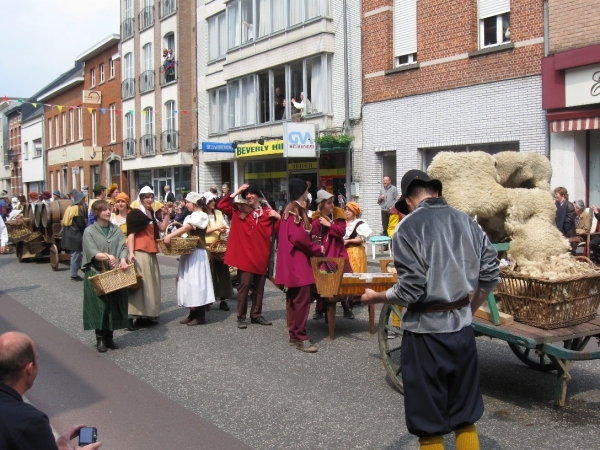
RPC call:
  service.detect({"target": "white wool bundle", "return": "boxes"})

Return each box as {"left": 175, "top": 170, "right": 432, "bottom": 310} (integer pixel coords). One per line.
{"left": 503, "top": 188, "right": 556, "bottom": 234}
{"left": 507, "top": 217, "right": 570, "bottom": 263}
{"left": 513, "top": 253, "right": 597, "bottom": 280}
{"left": 427, "top": 151, "right": 508, "bottom": 218}
{"left": 495, "top": 152, "right": 552, "bottom": 190}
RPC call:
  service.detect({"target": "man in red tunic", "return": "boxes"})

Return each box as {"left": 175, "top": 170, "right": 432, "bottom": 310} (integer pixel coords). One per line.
{"left": 218, "top": 183, "right": 281, "bottom": 328}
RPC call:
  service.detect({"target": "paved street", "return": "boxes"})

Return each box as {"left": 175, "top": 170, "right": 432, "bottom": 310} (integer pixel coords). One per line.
{"left": 2, "top": 253, "right": 600, "bottom": 449}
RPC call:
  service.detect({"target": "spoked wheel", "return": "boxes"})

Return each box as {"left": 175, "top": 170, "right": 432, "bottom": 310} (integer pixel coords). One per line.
{"left": 508, "top": 342, "right": 555, "bottom": 372}
{"left": 378, "top": 304, "right": 405, "bottom": 393}
{"left": 49, "top": 245, "right": 59, "bottom": 271}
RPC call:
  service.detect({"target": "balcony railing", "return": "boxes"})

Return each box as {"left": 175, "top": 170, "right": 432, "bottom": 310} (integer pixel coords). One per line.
{"left": 139, "top": 70, "right": 155, "bottom": 93}
{"left": 123, "top": 138, "right": 136, "bottom": 159}
{"left": 121, "top": 18, "right": 134, "bottom": 40}
{"left": 160, "top": 0, "right": 176, "bottom": 19}
{"left": 122, "top": 79, "right": 135, "bottom": 100}
{"left": 160, "top": 65, "right": 177, "bottom": 86}
{"left": 161, "top": 130, "right": 178, "bottom": 153}
{"left": 140, "top": 134, "right": 155, "bottom": 156}
{"left": 139, "top": 6, "right": 154, "bottom": 31}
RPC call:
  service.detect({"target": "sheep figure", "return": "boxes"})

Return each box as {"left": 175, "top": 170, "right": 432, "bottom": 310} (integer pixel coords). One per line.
{"left": 494, "top": 151, "right": 552, "bottom": 190}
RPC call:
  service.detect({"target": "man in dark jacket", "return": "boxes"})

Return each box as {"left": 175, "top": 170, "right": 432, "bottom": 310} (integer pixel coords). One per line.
{"left": 554, "top": 186, "right": 575, "bottom": 237}
{"left": 62, "top": 190, "right": 87, "bottom": 282}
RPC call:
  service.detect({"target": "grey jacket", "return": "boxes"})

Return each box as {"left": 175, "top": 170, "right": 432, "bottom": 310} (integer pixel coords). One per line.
{"left": 82, "top": 222, "right": 129, "bottom": 273}
{"left": 386, "top": 197, "right": 500, "bottom": 333}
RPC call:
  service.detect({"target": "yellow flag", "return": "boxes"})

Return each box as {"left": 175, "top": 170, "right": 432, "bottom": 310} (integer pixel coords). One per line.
{"left": 88, "top": 108, "right": 93, "bottom": 114}
{"left": 57, "top": 105, "right": 63, "bottom": 112}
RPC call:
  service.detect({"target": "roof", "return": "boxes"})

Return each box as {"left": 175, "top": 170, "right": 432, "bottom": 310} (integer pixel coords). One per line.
{"left": 75, "top": 34, "right": 120, "bottom": 63}
{"left": 21, "top": 106, "right": 44, "bottom": 124}
{"left": 37, "top": 70, "right": 84, "bottom": 102}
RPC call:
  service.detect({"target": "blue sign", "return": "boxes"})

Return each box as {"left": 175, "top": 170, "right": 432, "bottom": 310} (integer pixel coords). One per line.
{"left": 288, "top": 132, "right": 314, "bottom": 145}
{"left": 202, "top": 142, "right": 234, "bottom": 153}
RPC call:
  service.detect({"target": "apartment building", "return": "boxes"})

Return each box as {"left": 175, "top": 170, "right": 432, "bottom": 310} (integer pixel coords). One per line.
{"left": 5, "top": 103, "right": 23, "bottom": 197}
{"left": 543, "top": 0, "right": 600, "bottom": 206}
{"left": 20, "top": 105, "right": 45, "bottom": 194}
{"left": 197, "top": 0, "right": 362, "bottom": 208}
{"left": 0, "top": 100, "right": 12, "bottom": 194}
{"left": 119, "top": 0, "right": 197, "bottom": 201}
{"left": 361, "top": 0, "right": 546, "bottom": 233}
{"left": 41, "top": 35, "right": 122, "bottom": 195}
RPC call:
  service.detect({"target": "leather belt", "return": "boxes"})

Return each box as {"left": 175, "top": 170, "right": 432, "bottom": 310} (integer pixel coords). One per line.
{"left": 407, "top": 296, "right": 470, "bottom": 313}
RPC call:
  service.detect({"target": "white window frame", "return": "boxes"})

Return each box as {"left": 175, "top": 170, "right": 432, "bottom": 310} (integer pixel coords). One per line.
{"left": 23, "top": 142, "right": 29, "bottom": 160}
{"left": 143, "top": 43, "right": 153, "bottom": 72}
{"left": 165, "top": 101, "right": 176, "bottom": 131}
{"left": 109, "top": 104, "right": 116, "bottom": 143}
{"left": 100, "top": 64, "right": 105, "bottom": 83}
{"left": 144, "top": 107, "right": 154, "bottom": 135}
{"left": 393, "top": 0, "right": 417, "bottom": 67}
{"left": 34, "top": 139, "right": 42, "bottom": 157}
{"left": 209, "top": 87, "right": 228, "bottom": 134}
{"left": 208, "top": 12, "right": 227, "bottom": 61}
{"left": 55, "top": 117, "right": 59, "bottom": 147}
{"left": 90, "top": 68, "right": 96, "bottom": 87}
{"left": 48, "top": 118, "right": 53, "bottom": 148}
{"left": 109, "top": 59, "right": 115, "bottom": 78}
{"left": 69, "top": 109, "right": 74, "bottom": 142}
{"left": 78, "top": 107, "right": 83, "bottom": 140}
{"left": 91, "top": 111, "right": 97, "bottom": 147}
{"left": 62, "top": 112, "right": 67, "bottom": 144}
{"left": 479, "top": 13, "right": 510, "bottom": 48}
{"left": 125, "top": 112, "right": 134, "bottom": 139}
{"left": 124, "top": 53, "right": 134, "bottom": 80}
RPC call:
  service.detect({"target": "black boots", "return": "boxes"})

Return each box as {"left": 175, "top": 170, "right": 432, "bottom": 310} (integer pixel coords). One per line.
{"left": 95, "top": 330, "right": 107, "bottom": 353}
{"left": 187, "top": 307, "right": 206, "bottom": 326}
{"left": 95, "top": 329, "right": 119, "bottom": 352}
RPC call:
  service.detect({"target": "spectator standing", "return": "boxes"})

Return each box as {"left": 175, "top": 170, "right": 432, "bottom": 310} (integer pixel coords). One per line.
{"left": 218, "top": 183, "right": 230, "bottom": 203}
{"left": 291, "top": 92, "right": 311, "bottom": 121}
{"left": 554, "top": 186, "right": 575, "bottom": 238}
{"left": 164, "top": 185, "right": 175, "bottom": 203}
{"left": 589, "top": 205, "right": 600, "bottom": 263}
{"left": 378, "top": 176, "right": 398, "bottom": 238}
{"left": 88, "top": 184, "right": 107, "bottom": 226}
{"left": 0, "top": 191, "right": 8, "bottom": 220}
{"left": 274, "top": 87, "right": 285, "bottom": 120}
{"left": 61, "top": 190, "right": 87, "bottom": 282}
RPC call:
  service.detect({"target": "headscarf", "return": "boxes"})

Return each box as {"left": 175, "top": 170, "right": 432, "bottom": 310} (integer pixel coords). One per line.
{"left": 345, "top": 202, "right": 361, "bottom": 217}
{"left": 137, "top": 185, "right": 155, "bottom": 217}
{"left": 115, "top": 192, "right": 131, "bottom": 207}
{"left": 202, "top": 191, "right": 216, "bottom": 205}
{"left": 186, "top": 192, "right": 203, "bottom": 205}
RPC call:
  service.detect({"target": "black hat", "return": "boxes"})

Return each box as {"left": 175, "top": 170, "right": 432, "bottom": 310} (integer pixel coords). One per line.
{"left": 241, "top": 182, "right": 263, "bottom": 199}
{"left": 395, "top": 169, "right": 443, "bottom": 215}
{"left": 288, "top": 178, "right": 307, "bottom": 202}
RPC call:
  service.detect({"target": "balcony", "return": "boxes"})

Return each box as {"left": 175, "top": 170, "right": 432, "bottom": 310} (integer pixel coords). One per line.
{"left": 139, "top": 6, "right": 154, "bottom": 31}
{"left": 139, "top": 70, "right": 155, "bottom": 93}
{"left": 121, "top": 18, "right": 134, "bottom": 40}
{"left": 140, "top": 134, "right": 155, "bottom": 156}
{"left": 122, "top": 79, "right": 135, "bottom": 100}
{"left": 161, "top": 130, "right": 178, "bottom": 153}
{"left": 123, "top": 138, "right": 136, "bottom": 159}
{"left": 160, "top": 65, "right": 177, "bottom": 86}
{"left": 160, "top": 0, "right": 176, "bottom": 19}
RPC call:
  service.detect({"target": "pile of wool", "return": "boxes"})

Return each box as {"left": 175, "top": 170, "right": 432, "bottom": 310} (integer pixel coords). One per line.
{"left": 427, "top": 151, "right": 508, "bottom": 218}
{"left": 494, "top": 152, "right": 552, "bottom": 190}
{"left": 512, "top": 254, "right": 597, "bottom": 280}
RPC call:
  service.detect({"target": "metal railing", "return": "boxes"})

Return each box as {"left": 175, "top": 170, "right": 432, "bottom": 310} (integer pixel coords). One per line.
{"left": 160, "top": 0, "right": 176, "bottom": 19}
{"left": 121, "top": 18, "right": 134, "bottom": 40}
{"left": 161, "top": 130, "right": 178, "bottom": 153}
{"left": 159, "top": 65, "right": 177, "bottom": 86}
{"left": 139, "top": 70, "right": 155, "bottom": 93}
{"left": 140, "top": 134, "right": 155, "bottom": 156}
{"left": 139, "top": 6, "right": 154, "bottom": 31}
{"left": 122, "top": 79, "right": 135, "bottom": 99}
{"left": 123, "top": 138, "right": 136, "bottom": 159}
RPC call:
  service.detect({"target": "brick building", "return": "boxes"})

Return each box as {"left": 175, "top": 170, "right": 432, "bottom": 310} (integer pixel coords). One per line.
{"left": 5, "top": 103, "right": 23, "bottom": 198}
{"left": 119, "top": 0, "right": 197, "bottom": 201}
{"left": 543, "top": 0, "right": 600, "bottom": 206}
{"left": 0, "top": 100, "right": 12, "bottom": 195}
{"left": 361, "top": 0, "right": 546, "bottom": 233}
{"left": 40, "top": 35, "right": 122, "bottom": 196}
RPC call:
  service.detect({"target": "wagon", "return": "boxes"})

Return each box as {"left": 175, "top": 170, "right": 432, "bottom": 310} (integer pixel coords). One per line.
{"left": 378, "top": 243, "right": 600, "bottom": 407}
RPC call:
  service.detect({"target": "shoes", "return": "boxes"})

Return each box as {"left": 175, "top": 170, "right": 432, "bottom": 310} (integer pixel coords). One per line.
{"left": 137, "top": 318, "right": 159, "bottom": 327}
{"left": 180, "top": 314, "right": 193, "bottom": 324}
{"left": 187, "top": 317, "right": 206, "bottom": 326}
{"left": 387, "top": 331, "right": 397, "bottom": 339}
{"left": 104, "top": 330, "right": 119, "bottom": 349}
{"left": 312, "top": 312, "right": 324, "bottom": 320}
{"left": 70, "top": 276, "right": 83, "bottom": 282}
{"left": 237, "top": 318, "right": 247, "bottom": 329}
{"left": 95, "top": 330, "right": 107, "bottom": 353}
{"left": 289, "top": 338, "right": 297, "bottom": 346}
{"left": 127, "top": 318, "right": 139, "bottom": 331}
{"left": 343, "top": 309, "right": 355, "bottom": 319}
{"left": 219, "top": 300, "right": 230, "bottom": 311}
{"left": 296, "top": 340, "right": 318, "bottom": 353}
{"left": 251, "top": 316, "right": 272, "bottom": 326}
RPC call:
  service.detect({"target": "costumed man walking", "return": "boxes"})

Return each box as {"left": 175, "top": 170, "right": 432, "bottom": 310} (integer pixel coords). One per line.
{"left": 62, "top": 190, "right": 87, "bottom": 282}
{"left": 218, "top": 183, "right": 281, "bottom": 329}
{"left": 275, "top": 179, "right": 323, "bottom": 352}
{"left": 361, "top": 170, "right": 500, "bottom": 450}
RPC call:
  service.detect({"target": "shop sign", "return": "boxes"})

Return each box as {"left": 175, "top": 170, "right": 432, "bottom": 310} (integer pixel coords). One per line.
{"left": 288, "top": 161, "right": 318, "bottom": 170}
{"left": 202, "top": 141, "right": 234, "bottom": 153}
{"left": 236, "top": 140, "right": 284, "bottom": 158}
{"left": 283, "top": 123, "right": 316, "bottom": 157}
{"left": 565, "top": 63, "right": 600, "bottom": 107}
{"left": 320, "top": 168, "right": 346, "bottom": 176}
{"left": 246, "top": 171, "right": 287, "bottom": 179}
{"left": 82, "top": 90, "right": 101, "bottom": 104}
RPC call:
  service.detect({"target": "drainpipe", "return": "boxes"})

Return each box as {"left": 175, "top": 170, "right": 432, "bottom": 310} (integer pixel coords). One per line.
{"left": 343, "top": 0, "right": 351, "bottom": 198}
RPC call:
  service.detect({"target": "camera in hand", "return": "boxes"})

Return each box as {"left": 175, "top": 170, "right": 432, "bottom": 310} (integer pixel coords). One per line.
{"left": 79, "top": 427, "right": 97, "bottom": 446}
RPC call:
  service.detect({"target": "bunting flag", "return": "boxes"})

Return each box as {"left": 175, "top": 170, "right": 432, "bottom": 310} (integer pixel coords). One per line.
{"left": 32, "top": 103, "right": 37, "bottom": 108}
{"left": 142, "top": 109, "right": 147, "bottom": 116}
{"left": 87, "top": 108, "right": 93, "bottom": 114}
{"left": 2, "top": 96, "right": 7, "bottom": 102}
{"left": 182, "top": 110, "right": 188, "bottom": 114}
{"left": 18, "top": 99, "right": 23, "bottom": 103}
{"left": 57, "top": 105, "right": 63, "bottom": 112}
{"left": 100, "top": 108, "right": 106, "bottom": 114}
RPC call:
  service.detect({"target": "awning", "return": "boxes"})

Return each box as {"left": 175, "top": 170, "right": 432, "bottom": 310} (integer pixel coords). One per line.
{"left": 550, "top": 117, "right": 600, "bottom": 132}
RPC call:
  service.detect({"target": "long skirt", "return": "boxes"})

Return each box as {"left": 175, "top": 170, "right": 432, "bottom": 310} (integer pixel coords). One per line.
{"left": 177, "top": 248, "right": 215, "bottom": 308}
{"left": 128, "top": 251, "right": 161, "bottom": 318}
{"left": 347, "top": 245, "right": 367, "bottom": 274}
{"left": 210, "top": 259, "right": 234, "bottom": 299}
{"left": 83, "top": 269, "right": 129, "bottom": 331}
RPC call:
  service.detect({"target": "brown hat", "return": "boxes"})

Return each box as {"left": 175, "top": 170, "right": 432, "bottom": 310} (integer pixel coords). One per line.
{"left": 41, "top": 190, "right": 52, "bottom": 200}
{"left": 28, "top": 191, "right": 39, "bottom": 201}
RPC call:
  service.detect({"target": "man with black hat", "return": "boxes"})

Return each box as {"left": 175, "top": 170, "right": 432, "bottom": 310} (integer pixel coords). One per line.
{"left": 87, "top": 183, "right": 106, "bottom": 226}
{"left": 361, "top": 169, "right": 500, "bottom": 450}
{"left": 62, "top": 190, "right": 88, "bottom": 282}
{"left": 218, "top": 182, "right": 281, "bottom": 329}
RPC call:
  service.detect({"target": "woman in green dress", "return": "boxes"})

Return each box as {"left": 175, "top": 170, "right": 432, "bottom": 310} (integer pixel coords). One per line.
{"left": 82, "top": 200, "right": 130, "bottom": 353}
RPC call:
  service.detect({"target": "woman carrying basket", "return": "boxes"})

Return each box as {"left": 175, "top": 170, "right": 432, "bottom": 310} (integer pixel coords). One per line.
{"left": 82, "top": 200, "right": 130, "bottom": 353}
{"left": 163, "top": 192, "right": 215, "bottom": 326}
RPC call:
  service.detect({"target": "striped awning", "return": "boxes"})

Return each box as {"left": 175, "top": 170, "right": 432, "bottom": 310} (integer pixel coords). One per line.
{"left": 550, "top": 117, "right": 600, "bottom": 132}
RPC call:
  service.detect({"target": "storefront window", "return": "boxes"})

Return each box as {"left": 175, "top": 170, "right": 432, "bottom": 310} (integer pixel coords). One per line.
{"left": 590, "top": 130, "right": 600, "bottom": 208}
{"left": 243, "top": 159, "right": 288, "bottom": 209}
{"left": 421, "top": 142, "right": 519, "bottom": 170}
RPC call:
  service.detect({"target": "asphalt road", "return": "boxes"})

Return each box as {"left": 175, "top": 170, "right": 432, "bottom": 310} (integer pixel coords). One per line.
{"left": 1, "top": 252, "right": 600, "bottom": 449}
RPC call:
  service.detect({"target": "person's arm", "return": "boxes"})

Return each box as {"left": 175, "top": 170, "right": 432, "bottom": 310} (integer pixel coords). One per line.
{"left": 328, "top": 218, "right": 347, "bottom": 238}
{"left": 156, "top": 205, "right": 170, "bottom": 232}
{"left": 163, "top": 221, "right": 193, "bottom": 244}
{"left": 288, "top": 220, "right": 323, "bottom": 256}
{"left": 56, "top": 424, "right": 102, "bottom": 450}
{"left": 471, "top": 232, "right": 500, "bottom": 312}
{"left": 127, "top": 232, "right": 136, "bottom": 264}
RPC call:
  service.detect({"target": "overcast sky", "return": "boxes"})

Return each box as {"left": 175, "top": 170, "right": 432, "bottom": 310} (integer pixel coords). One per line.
{"left": 0, "top": 0, "right": 120, "bottom": 98}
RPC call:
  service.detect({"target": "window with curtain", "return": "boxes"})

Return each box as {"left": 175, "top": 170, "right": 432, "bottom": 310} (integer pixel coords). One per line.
{"left": 144, "top": 108, "right": 154, "bottom": 135}
{"left": 109, "top": 104, "right": 116, "bottom": 142}
{"left": 305, "top": 0, "right": 321, "bottom": 20}
{"left": 258, "top": 72, "right": 270, "bottom": 123}
{"left": 69, "top": 110, "right": 74, "bottom": 142}
{"left": 125, "top": 112, "right": 134, "bottom": 138}
{"left": 272, "top": 0, "right": 285, "bottom": 33}
{"left": 124, "top": 53, "right": 133, "bottom": 79}
{"left": 394, "top": 0, "right": 417, "bottom": 65}
{"left": 228, "top": 81, "right": 241, "bottom": 128}
{"left": 208, "top": 13, "right": 227, "bottom": 60}
{"left": 91, "top": 111, "right": 97, "bottom": 146}
{"left": 241, "top": 0, "right": 254, "bottom": 44}
{"left": 165, "top": 101, "right": 176, "bottom": 131}
{"left": 306, "top": 56, "right": 321, "bottom": 114}
{"left": 62, "top": 113, "right": 67, "bottom": 144}
{"left": 257, "top": 0, "right": 269, "bottom": 38}
{"left": 478, "top": 0, "right": 510, "bottom": 48}
{"left": 78, "top": 107, "right": 83, "bottom": 140}
{"left": 124, "top": 0, "right": 133, "bottom": 18}
{"left": 228, "top": 0, "right": 240, "bottom": 49}
{"left": 218, "top": 13, "right": 227, "bottom": 56}
{"left": 209, "top": 87, "right": 228, "bottom": 133}
{"left": 241, "top": 76, "right": 256, "bottom": 126}
{"left": 143, "top": 43, "right": 153, "bottom": 71}
{"left": 289, "top": 0, "right": 303, "bottom": 27}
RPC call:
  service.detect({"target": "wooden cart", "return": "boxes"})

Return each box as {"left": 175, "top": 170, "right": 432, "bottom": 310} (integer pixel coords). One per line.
{"left": 378, "top": 243, "right": 600, "bottom": 407}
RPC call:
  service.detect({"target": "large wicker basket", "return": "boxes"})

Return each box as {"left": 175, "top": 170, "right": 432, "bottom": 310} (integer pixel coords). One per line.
{"left": 157, "top": 237, "right": 199, "bottom": 255}
{"left": 497, "top": 262, "right": 600, "bottom": 329}
{"left": 207, "top": 239, "right": 227, "bottom": 261}
{"left": 88, "top": 263, "right": 138, "bottom": 296}
{"left": 24, "top": 232, "right": 45, "bottom": 255}
{"left": 6, "top": 218, "right": 33, "bottom": 243}
{"left": 310, "top": 257, "right": 346, "bottom": 297}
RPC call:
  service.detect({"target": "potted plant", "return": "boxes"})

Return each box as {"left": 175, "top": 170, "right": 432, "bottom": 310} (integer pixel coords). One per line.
{"left": 315, "top": 135, "right": 335, "bottom": 152}
{"left": 335, "top": 134, "right": 355, "bottom": 151}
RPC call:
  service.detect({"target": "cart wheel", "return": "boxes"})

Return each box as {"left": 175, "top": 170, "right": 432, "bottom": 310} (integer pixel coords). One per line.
{"left": 508, "top": 342, "right": 555, "bottom": 372}
{"left": 378, "top": 304, "right": 405, "bottom": 394}
{"left": 16, "top": 242, "right": 26, "bottom": 262}
{"left": 49, "top": 245, "right": 59, "bottom": 271}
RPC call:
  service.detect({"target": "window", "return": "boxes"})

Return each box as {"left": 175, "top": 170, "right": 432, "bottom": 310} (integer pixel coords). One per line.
{"left": 124, "top": 53, "right": 133, "bottom": 79}
{"left": 208, "top": 12, "right": 227, "bottom": 61}
{"left": 142, "top": 107, "right": 154, "bottom": 155}
{"left": 394, "top": 0, "right": 417, "bottom": 66}
{"left": 78, "top": 107, "right": 83, "bottom": 140}
{"left": 123, "top": 52, "right": 135, "bottom": 97}
{"left": 478, "top": 0, "right": 510, "bottom": 48}
{"left": 70, "top": 109, "right": 74, "bottom": 142}
{"left": 125, "top": 112, "right": 134, "bottom": 138}
{"left": 62, "top": 112, "right": 66, "bottom": 144}
{"left": 55, "top": 117, "right": 59, "bottom": 147}
{"left": 289, "top": 0, "right": 303, "bottom": 27}
{"left": 124, "top": 0, "right": 133, "bottom": 18}
{"left": 109, "top": 59, "right": 115, "bottom": 78}
{"left": 33, "top": 139, "right": 42, "bottom": 157}
{"left": 48, "top": 118, "right": 52, "bottom": 147}
{"left": 100, "top": 64, "right": 105, "bottom": 83}
{"left": 109, "top": 104, "right": 116, "bottom": 142}
{"left": 92, "top": 165, "right": 100, "bottom": 188}
{"left": 144, "top": 108, "right": 154, "bottom": 135}
{"left": 272, "top": 0, "right": 285, "bottom": 33}
{"left": 143, "top": 43, "right": 153, "bottom": 71}
{"left": 228, "top": 1, "right": 241, "bottom": 49}
{"left": 23, "top": 142, "right": 29, "bottom": 160}
{"left": 164, "top": 101, "right": 177, "bottom": 151}
{"left": 209, "top": 87, "right": 228, "bottom": 134}
{"left": 90, "top": 68, "right": 96, "bottom": 87}
{"left": 241, "top": 0, "right": 254, "bottom": 44}
{"left": 91, "top": 111, "right": 97, "bottom": 146}
{"left": 141, "top": 44, "right": 155, "bottom": 92}
{"left": 165, "top": 101, "right": 176, "bottom": 131}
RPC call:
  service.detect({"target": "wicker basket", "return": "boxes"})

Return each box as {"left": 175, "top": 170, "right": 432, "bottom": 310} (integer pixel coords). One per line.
{"left": 6, "top": 218, "right": 33, "bottom": 243}
{"left": 208, "top": 239, "right": 227, "bottom": 261}
{"left": 497, "top": 262, "right": 600, "bottom": 329}
{"left": 88, "top": 263, "right": 138, "bottom": 296}
{"left": 157, "top": 237, "right": 199, "bottom": 255}
{"left": 24, "top": 232, "right": 45, "bottom": 255}
{"left": 310, "top": 257, "right": 346, "bottom": 297}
